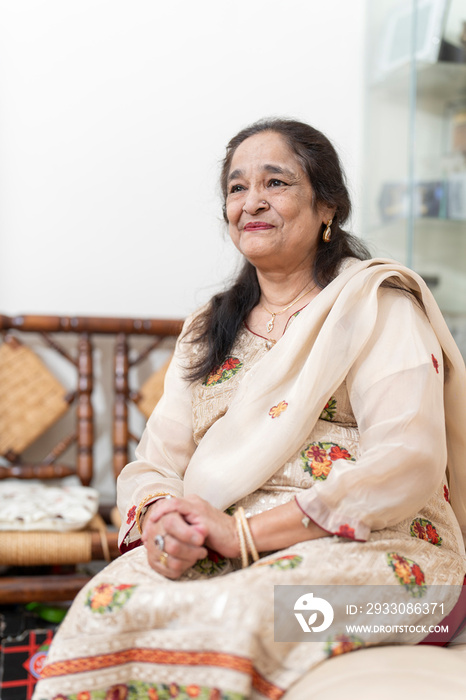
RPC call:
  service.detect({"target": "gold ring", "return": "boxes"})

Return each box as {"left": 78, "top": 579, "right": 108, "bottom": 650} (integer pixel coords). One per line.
{"left": 159, "top": 551, "right": 168, "bottom": 566}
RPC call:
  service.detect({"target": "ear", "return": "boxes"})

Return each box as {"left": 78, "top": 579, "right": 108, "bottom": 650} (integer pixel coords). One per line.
{"left": 320, "top": 206, "right": 336, "bottom": 225}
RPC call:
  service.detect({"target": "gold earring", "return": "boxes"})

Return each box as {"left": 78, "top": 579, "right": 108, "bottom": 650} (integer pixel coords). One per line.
{"left": 323, "top": 218, "right": 333, "bottom": 243}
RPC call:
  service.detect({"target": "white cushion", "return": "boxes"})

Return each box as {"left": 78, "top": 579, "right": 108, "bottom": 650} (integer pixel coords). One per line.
{"left": 284, "top": 643, "right": 466, "bottom": 699}
{"left": 0, "top": 479, "right": 99, "bottom": 531}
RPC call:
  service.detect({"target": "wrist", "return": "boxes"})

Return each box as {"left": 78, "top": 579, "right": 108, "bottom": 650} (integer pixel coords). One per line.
{"left": 136, "top": 492, "right": 173, "bottom": 534}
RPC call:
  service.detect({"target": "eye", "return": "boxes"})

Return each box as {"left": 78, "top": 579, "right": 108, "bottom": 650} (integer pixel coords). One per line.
{"left": 229, "top": 184, "right": 245, "bottom": 194}
{"left": 268, "top": 178, "right": 287, "bottom": 188}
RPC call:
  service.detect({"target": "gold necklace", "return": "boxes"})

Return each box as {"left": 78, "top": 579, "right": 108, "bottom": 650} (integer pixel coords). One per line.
{"left": 260, "top": 284, "right": 316, "bottom": 333}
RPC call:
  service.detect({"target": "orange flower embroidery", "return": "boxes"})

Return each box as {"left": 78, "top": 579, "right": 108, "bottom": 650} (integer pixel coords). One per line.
{"left": 205, "top": 369, "right": 223, "bottom": 385}
{"left": 444, "top": 485, "right": 450, "bottom": 502}
{"left": 86, "top": 583, "right": 136, "bottom": 614}
{"left": 311, "top": 459, "right": 332, "bottom": 479}
{"left": 269, "top": 400, "right": 288, "bottom": 418}
{"left": 90, "top": 583, "right": 114, "bottom": 609}
{"left": 431, "top": 354, "right": 439, "bottom": 373}
{"left": 394, "top": 559, "right": 412, "bottom": 584}
{"left": 301, "top": 441, "right": 355, "bottom": 481}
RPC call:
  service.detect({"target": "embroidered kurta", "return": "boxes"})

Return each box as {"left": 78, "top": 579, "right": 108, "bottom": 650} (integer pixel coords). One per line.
{"left": 34, "top": 259, "right": 466, "bottom": 700}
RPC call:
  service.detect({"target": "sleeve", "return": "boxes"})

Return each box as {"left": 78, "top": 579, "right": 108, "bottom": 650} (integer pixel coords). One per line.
{"left": 295, "top": 287, "right": 447, "bottom": 541}
{"left": 117, "top": 319, "right": 197, "bottom": 551}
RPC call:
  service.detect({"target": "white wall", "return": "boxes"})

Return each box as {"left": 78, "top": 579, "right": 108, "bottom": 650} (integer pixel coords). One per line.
{"left": 0, "top": 0, "right": 366, "bottom": 499}
{"left": 0, "top": 0, "right": 366, "bottom": 319}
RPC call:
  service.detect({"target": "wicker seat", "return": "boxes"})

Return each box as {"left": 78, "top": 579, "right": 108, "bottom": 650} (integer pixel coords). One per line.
{"left": 0, "top": 314, "right": 182, "bottom": 604}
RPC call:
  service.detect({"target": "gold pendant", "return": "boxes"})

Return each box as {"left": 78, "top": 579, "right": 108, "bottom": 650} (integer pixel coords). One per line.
{"left": 266, "top": 314, "right": 275, "bottom": 333}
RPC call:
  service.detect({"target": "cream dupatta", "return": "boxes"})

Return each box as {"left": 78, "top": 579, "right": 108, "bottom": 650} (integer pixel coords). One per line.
{"left": 182, "top": 258, "right": 466, "bottom": 548}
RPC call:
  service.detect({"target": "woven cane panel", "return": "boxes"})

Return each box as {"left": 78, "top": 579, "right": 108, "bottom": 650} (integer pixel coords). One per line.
{"left": 0, "top": 339, "right": 69, "bottom": 455}
{"left": 0, "top": 531, "right": 92, "bottom": 566}
{"left": 137, "top": 356, "right": 172, "bottom": 419}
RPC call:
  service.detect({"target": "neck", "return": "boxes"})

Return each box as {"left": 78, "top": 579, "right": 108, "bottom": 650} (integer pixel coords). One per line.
{"left": 257, "top": 269, "right": 315, "bottom": 309}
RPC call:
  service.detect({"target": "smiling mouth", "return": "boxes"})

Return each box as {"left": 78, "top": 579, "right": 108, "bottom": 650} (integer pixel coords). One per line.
{"left": 243, "top": 222, "right": 274, "bottom": 231}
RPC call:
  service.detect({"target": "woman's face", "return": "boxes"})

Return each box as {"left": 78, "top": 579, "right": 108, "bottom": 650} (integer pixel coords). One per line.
{"left": 226, "top": 131, "right": 333, "bottom": 273}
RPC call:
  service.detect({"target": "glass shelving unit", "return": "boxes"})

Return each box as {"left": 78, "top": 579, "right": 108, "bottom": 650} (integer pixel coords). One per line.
{"left": 363, "top": 0, "right": 466, "bottom": 356}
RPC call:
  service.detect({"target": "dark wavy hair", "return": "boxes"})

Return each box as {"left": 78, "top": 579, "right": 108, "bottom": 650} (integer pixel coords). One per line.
{"left": 185, "top": 118, "right": 371, "bottom": 382}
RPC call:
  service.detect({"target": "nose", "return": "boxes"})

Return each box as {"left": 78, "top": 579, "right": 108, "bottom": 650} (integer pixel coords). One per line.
{"left": 242, "top": 187, "right": 269, "bottom": 215}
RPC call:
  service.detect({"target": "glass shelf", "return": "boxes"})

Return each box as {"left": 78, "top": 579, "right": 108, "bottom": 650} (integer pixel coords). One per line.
{"left": 371, "top": 61, "right": 466, "bottom": 108}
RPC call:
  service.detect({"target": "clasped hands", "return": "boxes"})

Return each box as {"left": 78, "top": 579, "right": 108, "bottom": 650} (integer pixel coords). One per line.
{"left": 141, "top": 494, "right": 238, "bottom": 579}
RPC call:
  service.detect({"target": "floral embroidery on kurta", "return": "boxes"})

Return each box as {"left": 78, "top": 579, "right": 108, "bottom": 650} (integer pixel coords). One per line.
{"left": 431, "top": 354, "right": 439, "bottom": 373}
{"left": 324, "top": 634, "right": 364, "bottom": 658}
{"left": 203, "top": 357, "right": 243, "bottom": 386}
{"left": 386, "top": 553, "right": 426, "bottom": 598}
{"left": 300, "top": 441, "right": 355, "bottom": 481}
{"left": 126, "top": 505, "right": 136, "bottom": 524}
{"left": 410, "top": 518, "right": 442, "bottom": 546}
{"left": 269, "top": 401, "right": 288, "bottom": 419}
{"left": 319, "top": 396, "right": 337, "bottom": 421}
{"left": 335, "top": 524, "right": 355, "bottom": 539}
{"left": 55, "top": 682, "right": 245, "bottom": 700}
{"left": 254, "top": 554, "right": 303, "bottom": 570}
{"left": 444, "top": 485, "right": 450, "bottom": 503}
{"left": 193, "top": 549, "right": 230, "bottom": 577}
{"left": 85, "top": 583, "right": 137, "bottom": 614}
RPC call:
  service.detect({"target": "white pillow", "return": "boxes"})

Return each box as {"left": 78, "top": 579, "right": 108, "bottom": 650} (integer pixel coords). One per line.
{"left": 0, "top": 480, "right": 99, "bottom": 531}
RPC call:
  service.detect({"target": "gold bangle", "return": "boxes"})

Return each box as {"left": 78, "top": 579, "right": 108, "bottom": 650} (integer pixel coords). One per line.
{"left": 234, "top": 510, "right": 249, "bottom": 568}
{"left": 135, "top": 492, "right": 173, "bottom": 534}
{"left": 237, "top": 507, "right": 259, "bottom": 562}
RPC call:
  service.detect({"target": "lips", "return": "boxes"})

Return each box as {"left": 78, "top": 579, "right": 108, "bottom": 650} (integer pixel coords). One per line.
{"left": 243, "top": 222, "right": 274, "bottom": 231}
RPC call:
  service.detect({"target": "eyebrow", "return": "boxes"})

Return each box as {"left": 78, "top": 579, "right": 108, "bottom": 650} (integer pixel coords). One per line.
{"left": 228, "top": 164, "right": 297, "bottom": 182}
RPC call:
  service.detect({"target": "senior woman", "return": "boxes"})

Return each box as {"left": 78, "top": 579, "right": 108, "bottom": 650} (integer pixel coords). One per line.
{"left": 35, "top": 119, "right": 466, "bottom": 699}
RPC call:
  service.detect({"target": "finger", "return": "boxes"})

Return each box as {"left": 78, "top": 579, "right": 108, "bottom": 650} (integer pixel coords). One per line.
{"left": 149, "top": 544, "right": 207, "bottom": 580}
{"left": 142, "top": 511, "right": 203, "bottom": 548}
{"left": 163, "top": 534, "right": 208, "bottom": 563}
{"left": 158, "top": 503, "right": 209, "bottom": 539}
{"left": 163, "top": 512, "right": 206, "bottom": 546}
{"left": 146, "top": 524, "right": 207, "bottom": 563}
{"left": 145, "top": 510, "right": 207, "bottom": 547}
{"left": 150, "top": 552, "right": 181, "bottom": 580}
{"left": 148, "top": 496, "right": 207, "bottom": 524}
{"left": 144, "top": 520, "right": 207, "bottom": 565}
{"left": 146, "top": 497, "right": 182, "bottom": 523}
{"left": 145, "top": 536, "right": 181, "bottom": 579}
